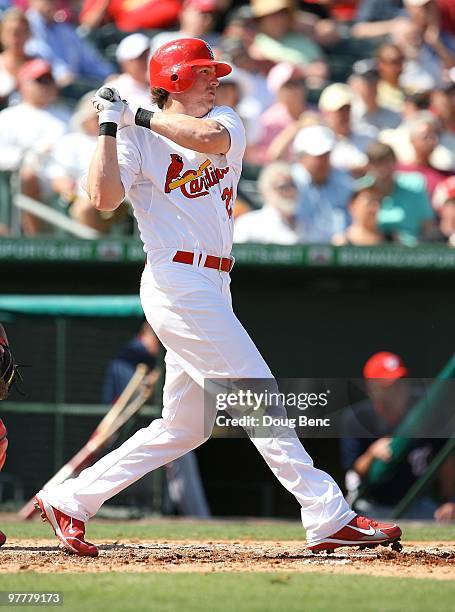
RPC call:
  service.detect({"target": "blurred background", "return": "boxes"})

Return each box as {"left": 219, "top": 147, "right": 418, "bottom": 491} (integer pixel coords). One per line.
{"left": 0, "top": 0, "right": 453, "bottom": 523}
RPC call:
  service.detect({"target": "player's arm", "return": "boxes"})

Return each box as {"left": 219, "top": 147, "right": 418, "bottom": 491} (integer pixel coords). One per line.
{"left": 87, "top": 88, "right": 126, "bottom": 212}
{"left": 87, "top": 137, "right": 125, "bottom": 212}
{"left": 148, "top": 114, "right": 231, "bottom": 155}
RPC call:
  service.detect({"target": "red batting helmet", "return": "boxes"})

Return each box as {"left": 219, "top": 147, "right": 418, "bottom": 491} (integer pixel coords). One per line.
{"left": 150, "top": 38, "right": 232, "bottom": 93}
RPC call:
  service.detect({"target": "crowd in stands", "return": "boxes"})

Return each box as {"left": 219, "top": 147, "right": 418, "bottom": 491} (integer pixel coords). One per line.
{"left": 0, "top": 0, "right": 454, "bottom": 246}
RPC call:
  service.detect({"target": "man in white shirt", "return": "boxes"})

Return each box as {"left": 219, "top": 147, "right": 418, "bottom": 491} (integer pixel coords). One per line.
{"left": 318, "top": 83, "right": 376, "bottom": 172}
{"left": 107, "top": 33, "right": 152, "bottom": 109}
{"left": 34, "top": 38, "right": 402, "bottom": 557}
{"left": 349, "top": 61, "right": 401, "bottom": 133}
{"left": 234, "top": 161, "right": 300, "bottom": 244}
{"left": 0, "top": 58, "right": 67, "bottom": 233}
{"left": 292, "top": 125, "right": 353, "bottom": 243}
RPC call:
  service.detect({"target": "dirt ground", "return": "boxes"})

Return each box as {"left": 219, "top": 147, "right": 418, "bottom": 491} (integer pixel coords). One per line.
{"left": 1, "top": 539, "right": 454, "bottom": 579}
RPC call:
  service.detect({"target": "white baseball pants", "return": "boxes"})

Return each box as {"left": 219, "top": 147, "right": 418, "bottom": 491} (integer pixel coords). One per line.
{"left": 44, "top": 249, "right": 355, "bottom": 543}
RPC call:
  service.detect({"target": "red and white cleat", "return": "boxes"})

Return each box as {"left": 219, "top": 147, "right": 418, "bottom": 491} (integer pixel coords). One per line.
{"left": 0, "top": 530, "right": 5, "bottom": 547}
{"left": 34, "top": 494, "right": 98, "bottom": 557}
{"left": 308, "top": 515, "right": 402, "bottom": 553}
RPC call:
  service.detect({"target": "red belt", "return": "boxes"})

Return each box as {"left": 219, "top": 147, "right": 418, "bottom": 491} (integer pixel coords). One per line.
{"left": 172, "top": 250, "right": 234, "bottom": 273}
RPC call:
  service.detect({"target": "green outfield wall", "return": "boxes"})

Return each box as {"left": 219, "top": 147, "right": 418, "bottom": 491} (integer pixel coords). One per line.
{"left": 0, "top": 239, "right": 453, "bottom": 517}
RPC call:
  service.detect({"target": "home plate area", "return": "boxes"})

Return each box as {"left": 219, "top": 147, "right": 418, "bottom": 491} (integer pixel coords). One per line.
{"left": 1, "top": 540, "right": 454, "bottom": 579}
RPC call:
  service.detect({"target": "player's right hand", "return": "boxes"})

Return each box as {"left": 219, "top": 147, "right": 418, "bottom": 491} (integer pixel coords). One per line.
{"left": 119, "top": 101, "right": 138, "bottom": 129}
{"left": 369, "top": 437, "right": 392, "bottom": 462}
{"left": 92, "top": 87, "right": 124, "bottom": 125}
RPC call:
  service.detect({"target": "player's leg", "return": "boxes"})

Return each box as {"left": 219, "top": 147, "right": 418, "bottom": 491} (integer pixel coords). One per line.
{"left": 139, "top": 264, "right": 356, "bottom": 543}
{"left": 40, "top": 352, "right": 214, "bottom": 523}
{"left": 35, "top": 349, "right": 216, "bottom": 555}
{"left": 142, "top": 263, "right": 401, "bottom": 548}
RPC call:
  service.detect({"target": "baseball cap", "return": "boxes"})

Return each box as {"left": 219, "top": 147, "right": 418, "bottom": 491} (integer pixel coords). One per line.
{"left": 432, "top": 176, "right": 455, "bottom": 209}
{"left": 293, "top": 125, "right": 336, "bottom": 157}
{"left": 351, "top": 59, "right": 379, "bottom": 82}
{"left": 17, "top": 59, "right": 53, "bottom": 82}
{"left": 363, "top": 352, "right": 408, "bottom": 382}
{"left": 184, "top": 0, "right": 218, "bottom": 11}
{"left": 116, "top": 33, "right": 150, "bottom": 62}
{"left": 267, "top": 62, "right": 303, "bottom": 95}
{"left": 319, "top": 83, "right": 352, "bottom": 112}
{"left": 251, "top": 0, "right": 294, "bottom": 18}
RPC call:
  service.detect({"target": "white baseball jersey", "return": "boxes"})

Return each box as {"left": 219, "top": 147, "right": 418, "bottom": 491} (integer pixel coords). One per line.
{"left": 42, "top": 102, "right": 356, "bottom": 545}
{"left": 117, "top": 105, "right": 246, "bottom": 258}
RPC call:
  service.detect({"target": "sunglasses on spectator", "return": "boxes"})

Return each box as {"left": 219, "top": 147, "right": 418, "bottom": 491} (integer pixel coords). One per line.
{"left": 273, "top": 180, "right": 296, "bottom": 191}
{"left": 379, "top": 57, "right": 403, "bottom": 65}
{"left": 35, "top": 74, "right": 54, "bottom": 85}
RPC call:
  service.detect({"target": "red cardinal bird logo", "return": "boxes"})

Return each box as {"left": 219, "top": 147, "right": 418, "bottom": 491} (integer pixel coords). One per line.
{"left": 164, "top": 154, "right": 184, "bottom": 193}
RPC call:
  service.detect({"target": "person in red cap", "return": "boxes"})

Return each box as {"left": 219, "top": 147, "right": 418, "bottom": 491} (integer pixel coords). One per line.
{"left": 0, "top": 58, "right": 68, "bottom": 234}
{"left": 341, "top": 351, "right": 455, "bottom": 521}
{"left": 35, "top": 37, "right": 403, "bottom": 557}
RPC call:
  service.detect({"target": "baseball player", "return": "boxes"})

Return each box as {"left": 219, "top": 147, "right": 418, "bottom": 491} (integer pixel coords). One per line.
{"left": 0, "top": 324, "right": 20, "bottom": 548}
{"left": 35, "top": 38, "right": 402, "bottom": 556}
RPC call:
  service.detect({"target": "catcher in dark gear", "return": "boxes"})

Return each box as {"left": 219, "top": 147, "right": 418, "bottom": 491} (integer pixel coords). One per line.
{"left": 0, "top": 324, "right": 18, "bottom": 401}
{"left": 0, "top": 323, "right": 18, "bottom": 547}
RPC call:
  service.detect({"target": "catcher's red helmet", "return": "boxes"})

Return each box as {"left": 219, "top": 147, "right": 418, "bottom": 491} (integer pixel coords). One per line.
{"left": 150, "top": 38, "right": 232, "bottom": 93}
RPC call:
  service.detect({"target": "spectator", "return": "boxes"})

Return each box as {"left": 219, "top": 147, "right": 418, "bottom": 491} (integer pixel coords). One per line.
{"left": 0, "top": 8, "right": 33, "bottom": 109}
{"left": 367, "top": 142, "right": 435, "bottom": 242}
{"left": 292, "top": 125, "right": 352, "bottom": 243}
{"left": 151, "top": 0, "right": 221, "bottom": 54}
{"left": 379, "top": 93, "right": 455, "bottom": 171}
{"left": 79, "top": 0, "right": 180, "bottom": 32}
{"left": 266, "top": 109, "right": 322, "bottom": 162}
{"left": 26, "top": 0, "right": 114, "bottom": 88}
{"left": 431, "top": 83, "right": 455, "bottom": 134}
{"left": 247, "top": 62, "right": 307, "bottom": 164}
{"left": 332, "top": 174, "right": 386, "bottom": 245}
{"left": 404, "top": 0, "right": 455, "bottom": 57}
{"left": 216, "top": 38, "right": 273, "bottom": 144}
{"left": 395, "top": 111, "right": 451, "bottom": 198}
{"left": 46, "top": 91, "right": 128, "bottom": 233}
{"left": 214, "top": 76, "right": 241, "bottom": 110}
{"left": 391, "top": 18, "right": 447, "bottom": 91}
{"left": 349, "top": 60, "right": 401, "bottom": 132}
{"left": 107, "top": 33, "right": 151, "bottom": 108}
{"left": 341, "top": 351, "right": 455, "bottom": 520}
{"left": 250, "top": 0, "right": 328, "bottom": 87}
{"left": 352, "top": 0, "right": 404, "bottom": 39}
{"left": 432, "top": 176, "right": 455, "bottom": 246}
{"left": 376, "top": 43, "right": 406, "bottom": 113}
{"left": 0, "top": 58, "right": 67, "bottom": 234}
{"left": 222, "top": 4, "right": 257, "bottom": 49}
{"left": 318, "top": 83, "right": 376, "bottom": 172}
{"left": 234, "top": 161, "right": 300, "bottom": 244}
{"left": 102, "top": 322, "right": 211, "bottom": 517}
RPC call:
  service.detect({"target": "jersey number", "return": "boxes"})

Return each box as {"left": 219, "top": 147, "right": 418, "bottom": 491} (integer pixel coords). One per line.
{"left": 222, "top": 187, "right": 233, "bottom": 219}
